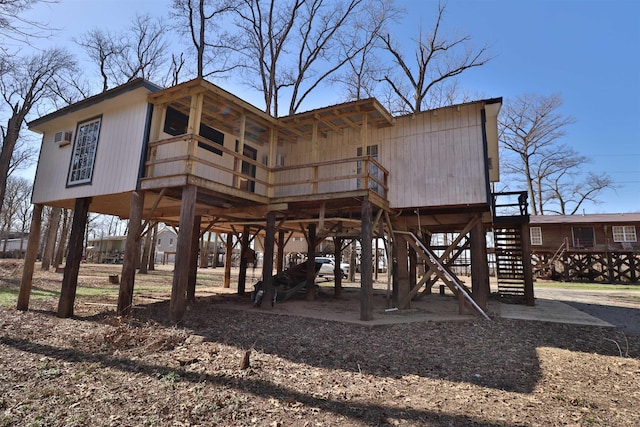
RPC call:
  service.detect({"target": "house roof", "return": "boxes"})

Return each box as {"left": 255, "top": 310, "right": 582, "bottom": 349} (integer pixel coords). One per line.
{"left": 147, "top": 77, "right": 396, "bottom": 144}
{"left": 28, "top": 78, "right": 163, "bottom": 130}
{"left": 530, "top": 213, "right": 640, "bottom": 225}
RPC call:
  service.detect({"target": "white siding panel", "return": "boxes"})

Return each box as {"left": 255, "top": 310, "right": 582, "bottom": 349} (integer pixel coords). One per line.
{"left": 32, "top": 89, "right": 151, "bottom": 205}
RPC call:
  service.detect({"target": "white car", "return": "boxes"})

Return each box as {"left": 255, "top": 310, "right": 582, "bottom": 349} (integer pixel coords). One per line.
{"left": 314, "top": 256, "right": 349, "bottom": 278}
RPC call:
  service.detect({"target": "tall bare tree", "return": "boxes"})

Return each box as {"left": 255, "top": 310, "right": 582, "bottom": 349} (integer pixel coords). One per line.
{"left": 170, "top": 0, "right": 238, "bottom": 79}
{"left": 0, "top": 48, "right": 75, "bottom": 209}
{"left": 330, "top": 0, "right": 400, "bottom": 101}
{"left": 499, "top": 93, "right": 613, "bottom": 215}
{"left": 77, "top": 13, "right": 169, "bottom": 92}
{"left": 234, "top": 0, "right": 383, "bottom": 116}
{"left": 379, "top": 2, "right": 490, "bottom": 114}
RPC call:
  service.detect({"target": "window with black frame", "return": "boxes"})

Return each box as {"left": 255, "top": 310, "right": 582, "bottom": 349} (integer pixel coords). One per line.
{"left": 67, "top": 116, "right": 101, "bottom": 186}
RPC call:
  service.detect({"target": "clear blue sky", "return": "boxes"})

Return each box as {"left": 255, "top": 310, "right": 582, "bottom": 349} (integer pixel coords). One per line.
{"left": 21, "top": 0, "right": 640, "bottom": 214}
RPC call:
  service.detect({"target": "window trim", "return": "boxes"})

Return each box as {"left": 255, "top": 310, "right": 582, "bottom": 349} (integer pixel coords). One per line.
{"left": 571, "top": 227, "right": 595, "bottom": 248}
{"left": 66, "top": 115, "right": 102, "bottom": 187}
{"left": 612, "top": 225, "right": 637, "bottom": 242}
{"left": 530, "top": 226, "right": 542, "bottom": 245}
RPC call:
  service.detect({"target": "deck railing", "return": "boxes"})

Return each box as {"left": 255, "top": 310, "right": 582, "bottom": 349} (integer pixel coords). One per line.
{"left": 144, "top": 133, "right": 388, "bottom": 200}
{"left": 492, "top": 191, "right": 529, "bottom": 223}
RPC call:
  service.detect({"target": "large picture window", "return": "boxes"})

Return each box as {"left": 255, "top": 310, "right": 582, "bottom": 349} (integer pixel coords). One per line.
{"left": 612, "top": 226, "right": 637, "bottom": 242}
{"left": 67, "top": 117, "right": 101, "bottom": 186}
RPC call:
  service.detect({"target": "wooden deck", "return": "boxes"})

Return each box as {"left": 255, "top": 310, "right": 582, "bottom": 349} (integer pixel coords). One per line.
{"left": 138, "top": 132, "right": 389, "bottom": 234}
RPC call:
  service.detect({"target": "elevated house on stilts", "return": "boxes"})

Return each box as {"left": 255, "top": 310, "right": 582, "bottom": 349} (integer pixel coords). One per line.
{"left": 17, "top": 77, "right": 533, "bottom": 323}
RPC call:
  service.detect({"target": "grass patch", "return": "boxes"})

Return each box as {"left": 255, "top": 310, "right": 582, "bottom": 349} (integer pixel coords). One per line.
{"left": 534, "top": 281, "right": 640, "bottom": 291}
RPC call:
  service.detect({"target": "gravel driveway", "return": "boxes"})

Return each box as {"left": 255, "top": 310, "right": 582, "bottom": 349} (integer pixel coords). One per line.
{"left": 535, "top": 287, "right": 640, "bottom": 336}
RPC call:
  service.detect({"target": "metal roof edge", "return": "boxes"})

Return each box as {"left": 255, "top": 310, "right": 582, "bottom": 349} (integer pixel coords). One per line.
{"left": 28, "top": 78, "right": 163, "bottom": 129}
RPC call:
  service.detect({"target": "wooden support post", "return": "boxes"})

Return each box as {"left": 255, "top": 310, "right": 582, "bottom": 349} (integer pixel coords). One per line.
{"left": 393, "top": 233, "right": 410, "bottom": 309}
{"left": 306, "top": 223, "right": 317, "bottom": 301}
{"left": 408, "top": 244, "right": 417, "bottom": 294}
{"left": 187, "top": 215, "right": 201, "bottom": 303}
{"left": 360, "top": 200, "right": 373, "bottom": 321}
{"left": 470, "top": 219, "right": 489, "bottom": 311}
{"left": 276, "top": 230, "right": 285, "bottom": 273}
{"left": 262, "top": 211, "right": 276, "bottom": 303}
{"left": 170, "top": 185, "right": 197, "bottom": 323}
{"left": 334, "top": 236, "right": 343, "bottom": 297}
{"left": 224, "top": 233, "right": 233, "bottom": 288}
{"left": 118, "top": 191, "right": 145, "bottom": 316}
{"left": 374, "top": 237, "right": 379, "bottom": 281}
{"left": 520, "top": 223, "right": 535, "bottom": 306}
{"left": 58, "top": 197, "right": 91, "bottom": 318}
{"left": 17, "top": 204, "right": 44, "bottom": 311}
{"left": 238, "top": 226, "right": 250, "bottom": 295}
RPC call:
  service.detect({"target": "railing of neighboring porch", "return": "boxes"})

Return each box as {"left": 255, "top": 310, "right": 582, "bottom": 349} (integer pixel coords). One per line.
{"left": 143, "top": 133, "right": 389, "bottom": 200}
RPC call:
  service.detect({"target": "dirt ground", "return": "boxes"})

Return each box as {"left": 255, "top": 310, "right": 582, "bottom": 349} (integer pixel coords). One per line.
{"left": 1, "top": 261, "right": 639, "bottom": 426}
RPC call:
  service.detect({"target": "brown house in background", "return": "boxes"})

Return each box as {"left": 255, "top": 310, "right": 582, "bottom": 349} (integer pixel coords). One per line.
{"left": 529, "top": 213, "right": 640, "bottom": 283}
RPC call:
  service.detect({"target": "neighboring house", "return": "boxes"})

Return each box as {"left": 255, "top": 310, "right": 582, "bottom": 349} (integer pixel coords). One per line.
{"left": 529, "top": 214, "right": 640, "bottom": 283}
{"left": 20, "top": 77, "right": 524, "bottom": 322}
{"left": 0, "top": 236, "right": 29, "bottom": 258}
{"left": 86, "top": 236, "right": 127, "bottom": 263}
{"left": 155, "top": 227, "right": 177, "bottom": 264}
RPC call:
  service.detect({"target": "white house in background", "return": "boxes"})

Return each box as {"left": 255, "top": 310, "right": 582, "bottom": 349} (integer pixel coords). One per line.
{"left": 155, "top": 227, "right": 177, "bottom": 264}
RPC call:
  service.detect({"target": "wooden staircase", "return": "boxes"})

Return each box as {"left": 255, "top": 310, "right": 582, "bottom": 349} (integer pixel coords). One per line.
{"left": 494, "top": 227, "right": 527, "bottom": 299}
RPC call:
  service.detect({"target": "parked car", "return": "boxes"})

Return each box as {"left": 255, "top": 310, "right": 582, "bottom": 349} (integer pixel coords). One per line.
{"left": 314, "top": 256, "right": 349, "bottom": 278}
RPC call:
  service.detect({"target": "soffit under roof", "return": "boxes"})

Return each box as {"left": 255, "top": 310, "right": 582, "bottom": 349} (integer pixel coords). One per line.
{"left": 148, "top": 78, "right": 395, "bottom": 144}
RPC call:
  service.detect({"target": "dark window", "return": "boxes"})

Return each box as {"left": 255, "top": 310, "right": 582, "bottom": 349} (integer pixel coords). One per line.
{"left": 572, "top": 227, "right": 595, "bottom": 248}
{"left": 163, "top": 107, "right": 224, "bottom": 155}
{"left": 235, "top": 140, "right": 257, "bottom": 193}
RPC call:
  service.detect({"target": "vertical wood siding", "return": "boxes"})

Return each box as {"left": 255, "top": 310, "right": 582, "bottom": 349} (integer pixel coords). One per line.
{"left": 281, "top": 103, "right": 489, "bottom": 208}
{"left": 32, "top": 89, "right": 152, "bottom": 204}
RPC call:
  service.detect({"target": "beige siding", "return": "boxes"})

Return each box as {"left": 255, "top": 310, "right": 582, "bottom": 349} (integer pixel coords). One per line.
{"left": 280, "top": 103, "right": 489, "bottom": 208}
{"left": 32, "top": 88, "right": 152, "bottom": 205}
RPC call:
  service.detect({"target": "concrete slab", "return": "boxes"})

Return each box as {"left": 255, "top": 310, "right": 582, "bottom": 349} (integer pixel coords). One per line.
{"left": 491, "top": 298, "right": 615, "bottom": 328}
{"left": 207, "top": 285, "right": 616, "bottom": 328}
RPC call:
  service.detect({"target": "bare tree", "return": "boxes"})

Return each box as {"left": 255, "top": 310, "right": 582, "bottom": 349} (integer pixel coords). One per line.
{"left": 170, "top": 0, "right": 238, "bottom": 79}
{"left": 75, "top": 28, "right": 123, "bottom": 93}
{"left": 330, "top": 0, "right": 400, "bottom": 101}
{"left": 0, "top": 48, "right": 75, "bottom": 209}
{"left": 0, "top": 175, "right": 30, "bottom": 255}
{"left": 0, "top": 0, "right": 55, "bottom": 49}
{"left": 77, "top": 13, "right": 169, "bottom": 92}
{"left": 379, "top": 2, "right": 490, "bottom": 114}
{"left": 234, "top": 0, "right": 382, "bottom": 116}
{"left": 499, "top": 93, "right": 613, "bottom": 215}
{"left": 546, "top": 170, "right": 614, "bottom": 215}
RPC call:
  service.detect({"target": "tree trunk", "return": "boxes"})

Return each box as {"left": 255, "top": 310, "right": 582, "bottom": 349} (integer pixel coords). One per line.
{"left": 148, "top": 223, "right": 158, "bottom": 270}
{"left": 54, "top": 209, "right": 71, "bottom": 269}
{"left": 58, "top": 198, "right": 91, "bottom": 318}
{"left": 0, "top": 115, "right": 23, "bottom": 208}
{"left": 138, "top": 224, "right": 153, "bottom": 274}
{"left": 41, "top": 207, "right": 62, "bottom": 271}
